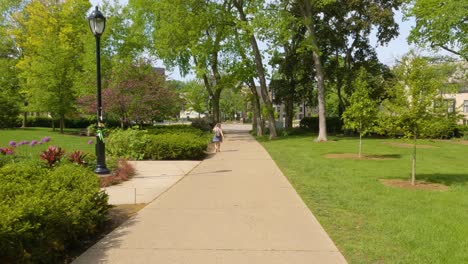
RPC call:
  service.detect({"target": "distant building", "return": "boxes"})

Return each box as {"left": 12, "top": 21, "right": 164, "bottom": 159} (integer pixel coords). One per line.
{"left": 153, "top": 67, "right": 165, "bottom": 76}
{"left": 442, "top": 61, "right": 468, "bottom": 124}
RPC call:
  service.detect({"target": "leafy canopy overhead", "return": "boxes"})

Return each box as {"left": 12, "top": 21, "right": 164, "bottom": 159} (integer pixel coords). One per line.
{"left": 405, "top": 0, "right": 468, "bottom": 60}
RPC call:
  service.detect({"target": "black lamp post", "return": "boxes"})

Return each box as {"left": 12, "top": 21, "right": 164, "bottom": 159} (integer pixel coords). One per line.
{"left": 88, "top": 6, "right": 109, "bottom": 175}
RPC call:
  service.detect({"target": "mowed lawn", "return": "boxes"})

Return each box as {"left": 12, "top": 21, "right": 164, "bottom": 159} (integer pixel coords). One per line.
{"left": 0, "top": 127, "right": 94, "bottom": 157}
{"left": 260, "top": 135, "right": 468, "bottom": 264}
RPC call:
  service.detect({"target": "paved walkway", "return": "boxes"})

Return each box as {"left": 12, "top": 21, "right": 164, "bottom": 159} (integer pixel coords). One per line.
{"left": 104, "top": 161, "right": 200, "bottom": 205}
{"left": 74, "top": 125, "right": 347, "bottom": 264}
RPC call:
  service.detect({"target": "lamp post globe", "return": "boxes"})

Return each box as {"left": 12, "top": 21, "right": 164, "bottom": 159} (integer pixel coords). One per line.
{"left": 88, "top": 6, "right": 106, "bottom": 36}
{"left": 88, "top": 6, "right": 109, "bottom": 175}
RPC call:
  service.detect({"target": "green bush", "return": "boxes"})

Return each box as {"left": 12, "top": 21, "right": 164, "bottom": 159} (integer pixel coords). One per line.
{"left": 277, "top": 127, "right": 310, "bottom": 137}
{"left": 0, "top": 94, "right": 20, "bottom": 128}
{"left": 456, "top": 124, "right": 468, "bottom": 140}
{"left": 24, "top": 117, "right": 121, "bottom": 129}
{"left": 106, "top": 129, "right": 150, "bottom": 160}
{"left": 147, "top": 125, "right": 204, "bottom": 136}
{"left": 300, "top": 116, "right": 342, "bottom": 133}
{"left": 0, "top": 163, "right": 109, "bottom": 263}
{"left": 145, "top": 133, "right": 210, "bottom": 160}
{"left": 190, "top": 118, "right": 212, "bottom": 132}
{"left": 107, "top": 128, "right": 210, "bottom": 160}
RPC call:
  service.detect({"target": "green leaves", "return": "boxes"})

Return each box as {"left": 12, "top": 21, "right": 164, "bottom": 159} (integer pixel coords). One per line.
{"left": 379, "top": 53, "right": 460, "bottom": 139}
{"left": 405, "top": 0, "right": 467, "bottom": 60}
{"left": 342, "top": 67, "right": 378, "bottom": 135}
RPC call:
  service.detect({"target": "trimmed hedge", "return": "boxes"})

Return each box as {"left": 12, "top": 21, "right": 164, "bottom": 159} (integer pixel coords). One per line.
{"left": 190, "top": 118, "right": 212, "bottom": 132}
{"left": 300, "top": 116, "right": 342, "bottom": 133}
{"left": 144, "top": 133, "right": 210, "bottom": 160}
{"left": 0, "top": 163, "right": 109, "bottom": 263}
{"left": 106, "top": 128, "right": 210, "bottom": 160}
{"left": 106, "top": 129, "right": 150, "bottom": 160}
{"left": 147, "top": 125, "right": 205, "bottom": 136}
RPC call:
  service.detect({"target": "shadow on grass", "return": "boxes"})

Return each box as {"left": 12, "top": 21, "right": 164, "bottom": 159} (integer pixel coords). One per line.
{"left": 417, "top": 173, "right": 468, "bottom": 186}
{"left": 366, "top": 154, "right": 402, "bottom": 159}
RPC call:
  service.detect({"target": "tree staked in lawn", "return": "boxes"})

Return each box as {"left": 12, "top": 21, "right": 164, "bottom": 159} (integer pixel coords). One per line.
{"left": 342, "top": 68, "right": 378, "bottom": 158}
{"left": 379, "top": 53, "right": 460, "bottom": 185}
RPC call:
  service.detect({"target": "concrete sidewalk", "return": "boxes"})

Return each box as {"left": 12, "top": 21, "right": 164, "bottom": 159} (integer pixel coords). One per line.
{"left": 104, "top": 161, "right": 200, "bottom": 205}
{"left": 74, "top": 125, "right": 347, "bottom": 264}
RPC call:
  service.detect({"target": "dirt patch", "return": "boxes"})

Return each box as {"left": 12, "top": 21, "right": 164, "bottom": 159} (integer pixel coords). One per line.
{"left": 380, "top": 179, "right": 449, "bottom": 191}
{"left": 383, "top": 142, "right": 438, "bottom": 148}
{"left": 324, "top": 153, "right": 399, "bottom": 160}
{"left": 435, "top": 139, "right": 468, "bottom": 146}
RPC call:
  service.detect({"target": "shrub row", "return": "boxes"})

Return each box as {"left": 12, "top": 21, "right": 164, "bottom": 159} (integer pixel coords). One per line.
{"left": 300, "top": 116, "right": 343, "bottom": 133}
{"left": 0, "top": 163, "right": 109, "bottom": 263}
{"left": 20, "top": 117, "right": 122, "bottom": 129}
{"left": 145, "top": 133, "right": 209, "bottom": 160}
{"left": 299, "top": 116, "right": 465, "bottom": 139}
{"left": 147, "top": 125, "right": 205, "bottom": 136}
{"left": 106, "top": 128, "right": 210, "bottom": 160}
{"left": 190, "top": 118, "right": 212, "bottom": 132}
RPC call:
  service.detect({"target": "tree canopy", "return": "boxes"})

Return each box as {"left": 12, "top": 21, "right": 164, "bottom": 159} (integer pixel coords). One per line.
{"left": 405, "top": 0, "right": 468, "bottom": 61}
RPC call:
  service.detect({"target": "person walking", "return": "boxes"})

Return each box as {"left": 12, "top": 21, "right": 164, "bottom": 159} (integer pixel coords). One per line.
{"left": 212, "top": 123, "right": 224, "bottom": 152}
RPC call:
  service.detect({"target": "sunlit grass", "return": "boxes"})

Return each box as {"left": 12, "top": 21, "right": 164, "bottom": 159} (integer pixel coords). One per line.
{"left": 0, "top": 127, "right": 94, "bottom": 159}
{"left": 260, "top": 134, "right": 468, "bottom": 264}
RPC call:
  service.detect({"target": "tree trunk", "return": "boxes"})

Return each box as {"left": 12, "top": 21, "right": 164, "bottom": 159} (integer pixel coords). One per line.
{"left": 284, "top": 96, "right": 294, "bottom": 129}
{"left": 212, "top": 90, "right": 221, "bottom": 124}
{"left": 52, "top": 114, "right": 56, "bottom": 132}
{"left": 359, "top": 121, "right": 362, "bottom": 158}
{"left": 248, "top": 74, "right": 263, "bottom": 136}
{"left": 301, "top": 0, "right": 327, "bottom": 142}
{"left": 59, "top": 114, "right": 65, "bottom": 134}
{"left": 411, "top": 135, "right": 417, "bottom": 185}
{"left": 22, "top": 112, "right": 27, "bottom": 128}
{"left": 234, "top": 0, "right": 276, "bottom": 139}
{"left": 336, "top": 51, "right": 345, "bottom": 126}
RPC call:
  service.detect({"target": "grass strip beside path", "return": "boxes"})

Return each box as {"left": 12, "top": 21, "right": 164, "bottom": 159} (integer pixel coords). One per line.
{"left": 260, "top": 135, "right": 468, "bottom": 264}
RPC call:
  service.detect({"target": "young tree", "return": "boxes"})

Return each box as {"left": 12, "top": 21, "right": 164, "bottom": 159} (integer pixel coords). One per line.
{"left": 379, "top": 54, "right": 456, "bottom": 185}
{"left": 342, "top": 68, "right": 378, "bottom": 158}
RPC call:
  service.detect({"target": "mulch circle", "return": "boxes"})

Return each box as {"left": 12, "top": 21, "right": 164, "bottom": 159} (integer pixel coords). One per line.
{"left": 380, "top": 179, "right": 449, "bottom": 191}
{"left": 435, "top": 139, "right": 468, "bottom": 146}
{"left": 324, "top": 153, "right": 397, "bottom": 160}
{"left": 383, "top": 142, "right": 438, "bottom": 148}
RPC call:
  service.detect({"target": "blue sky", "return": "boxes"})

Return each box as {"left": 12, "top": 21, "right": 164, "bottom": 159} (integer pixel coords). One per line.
{"left": 89, "top": 0, "right": 422, "bottom": 81}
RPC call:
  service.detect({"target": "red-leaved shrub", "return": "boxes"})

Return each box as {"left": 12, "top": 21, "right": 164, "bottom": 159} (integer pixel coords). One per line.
{"left": 40, "top": 146, "right": 65, "bottom": 167}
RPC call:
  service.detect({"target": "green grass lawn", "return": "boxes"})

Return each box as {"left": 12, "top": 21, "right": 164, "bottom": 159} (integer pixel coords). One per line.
{"left": 260, "top": 134, "right": 468, "bottom": 264}
{"left": 0, "top": 127, "right": 94, "bottom": 158}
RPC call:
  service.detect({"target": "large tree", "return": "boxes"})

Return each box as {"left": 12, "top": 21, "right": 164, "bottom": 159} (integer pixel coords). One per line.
{"left": 404, "top": 0, "right": 467, "bottom": 61}
{"left": 232, "top": 0, "right": 278, "bottom": 138}
{"left": 130, "top": 0, "right": 238, "bottom": 125}
{"left": 13, "top": 0, "right": 91, "bottom": 133}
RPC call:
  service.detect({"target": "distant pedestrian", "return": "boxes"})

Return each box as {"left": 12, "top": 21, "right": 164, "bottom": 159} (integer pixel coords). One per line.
{"left": 212, "top": 123, "right": 224, "bottom": 152}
